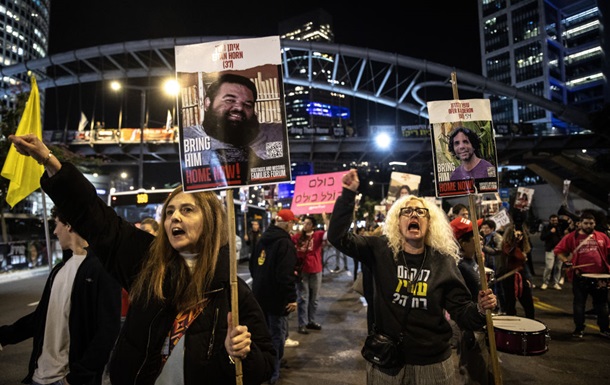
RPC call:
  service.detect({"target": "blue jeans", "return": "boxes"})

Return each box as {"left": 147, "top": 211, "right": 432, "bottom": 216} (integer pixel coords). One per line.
{"left": 266, "top": 314, "right": 288, "bottom": 383}
{"left": 542, "top": 251, "right": 562, "bottom": 285}
{"left": 297, "top": 272, "right": 322, "bottom": 327}
{"left": 572, "top": 274, "right": 609, "bottom": 332}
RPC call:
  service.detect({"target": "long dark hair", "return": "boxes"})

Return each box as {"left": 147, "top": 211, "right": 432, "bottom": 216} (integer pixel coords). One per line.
{"left": 448, "top": 127, "right": 482, "bottom": 158}
{"left": 130, "top": 186, "right": 228, "bottom": 312}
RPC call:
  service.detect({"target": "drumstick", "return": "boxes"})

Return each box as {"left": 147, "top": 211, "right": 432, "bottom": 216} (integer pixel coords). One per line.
{"left": 492, "top": 267, "right": 522, "bottom": 283}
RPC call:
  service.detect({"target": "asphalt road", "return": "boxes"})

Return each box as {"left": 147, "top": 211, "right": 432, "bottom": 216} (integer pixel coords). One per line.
{"left": 277, "top": 255, "right": 610, "bottom": 385}
{"left": 1, "top": 241, "right": 610, "bottom": 385}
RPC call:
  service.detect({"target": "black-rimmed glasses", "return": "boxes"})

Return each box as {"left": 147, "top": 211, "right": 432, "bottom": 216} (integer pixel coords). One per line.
{"left": 399, "top": 207, "right": 429, "bottom": 218}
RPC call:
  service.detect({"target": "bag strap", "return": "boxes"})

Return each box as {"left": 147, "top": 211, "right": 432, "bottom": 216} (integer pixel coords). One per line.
{"left": 161, "top": 305, "right": 204, "bottom": 364}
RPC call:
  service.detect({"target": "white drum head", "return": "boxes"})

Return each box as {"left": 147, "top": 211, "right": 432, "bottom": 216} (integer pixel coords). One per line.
{"left": 581, "top": 273, "right": 610, "bottom": 279}
{"left": 492, "top": 316, "right": 546, "bottom": 332}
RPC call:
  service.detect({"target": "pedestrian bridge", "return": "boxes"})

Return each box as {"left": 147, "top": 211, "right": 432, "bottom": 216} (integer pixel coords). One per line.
{"left": 1, "top": 37, "right": 608, "bottom": 207}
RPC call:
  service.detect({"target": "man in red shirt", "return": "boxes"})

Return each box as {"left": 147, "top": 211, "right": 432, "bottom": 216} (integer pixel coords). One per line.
{"left": 292, "top": 215, "right": 326, "bottom": 334}
{"left": 555, "top": 212, "right": 610, "bottom": 339}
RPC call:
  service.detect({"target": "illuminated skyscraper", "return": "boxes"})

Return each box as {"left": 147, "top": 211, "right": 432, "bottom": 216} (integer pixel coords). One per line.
{"left": 0, "top": 0, "right": 50, "bottom": 107}
{"left": 480, "top": 0, "right": 608, "bottom": 134}
{"left": 279, "top": 8, "right": 352, "bottom": 137}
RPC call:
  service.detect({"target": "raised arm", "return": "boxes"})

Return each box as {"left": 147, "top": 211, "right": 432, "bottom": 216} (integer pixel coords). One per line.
{"left": 9, "top": 134, "right": 61, "bottom": 176}
{"left": 9, "top": 134, "right": 152, "bottom": 289}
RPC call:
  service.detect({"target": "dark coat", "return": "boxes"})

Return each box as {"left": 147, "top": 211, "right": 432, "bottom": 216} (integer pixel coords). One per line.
{"left": 328, "top": 188, "right": 486, "bottom": 366}
{"left": 250, "top": 224, "right": 297, "bottom": 316}
{"left": 540, "top": 224, "right": 563, "bottom": 252}
{"left": 0, "top": 251, "right": 121, "bottom": 385}
{"left": 41, "top": 163, "right": 275, "bottom": 385}
{"left": 245, "top": 228, "right": 263, "bottom": 260}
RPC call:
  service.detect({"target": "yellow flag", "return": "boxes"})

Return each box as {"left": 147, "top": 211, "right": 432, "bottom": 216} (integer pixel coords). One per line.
{"left": 1, "top": 76, "right": 44, "bottom": 208}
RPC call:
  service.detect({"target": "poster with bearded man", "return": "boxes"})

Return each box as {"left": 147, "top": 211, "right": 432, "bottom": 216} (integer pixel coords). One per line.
{"left": 176, "top": 36, "right": 291, "bottom": 191}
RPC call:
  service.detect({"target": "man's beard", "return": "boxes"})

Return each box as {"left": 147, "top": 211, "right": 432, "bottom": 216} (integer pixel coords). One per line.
{"left": 582, "top": 227, "right": 594, "bottom": 235}
{"left": 459, "top": 151, "right": 474, "bottom": 162}
{"left": 203, "top": 110, "right": 260, "bottom": 148}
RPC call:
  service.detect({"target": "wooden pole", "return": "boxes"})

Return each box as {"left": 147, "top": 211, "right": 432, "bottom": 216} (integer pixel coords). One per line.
{"left": 225, "top": 189, "right": 243, "bottom": 385}
{"left": 451, "top": 72, "right": 503, "bottom": 385}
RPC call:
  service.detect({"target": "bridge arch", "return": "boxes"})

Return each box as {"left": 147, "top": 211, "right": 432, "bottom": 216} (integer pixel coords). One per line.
{"left": 0, "top": 36, "right": 589, "bottom": 128}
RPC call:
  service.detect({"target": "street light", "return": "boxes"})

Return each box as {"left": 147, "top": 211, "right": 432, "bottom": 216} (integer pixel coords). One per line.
{"left": 110, "top": 79, "right": 179, "bottom": 188}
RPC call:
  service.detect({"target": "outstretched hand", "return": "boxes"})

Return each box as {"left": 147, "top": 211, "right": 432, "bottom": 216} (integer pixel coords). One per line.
{"left": 9, "top": 134, "right": 61, "bottom": 175}
{"left": 9, "top": 134, "right": 48, "bottom": 162}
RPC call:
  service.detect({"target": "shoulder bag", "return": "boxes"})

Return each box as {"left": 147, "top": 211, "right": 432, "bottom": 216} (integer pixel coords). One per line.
{"left": 361, "top": 330, "right": 403, "bottom": 368}
{"left": 361, "top": 248, "right": 427, "bottom": 369}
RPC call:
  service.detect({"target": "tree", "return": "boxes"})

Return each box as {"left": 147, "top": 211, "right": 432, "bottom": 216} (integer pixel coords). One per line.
{"left": 0, "top": 93, "right": 28, "bottom": 242}
{"left": 1, "top": 91, "right": 103, "bottom": 243}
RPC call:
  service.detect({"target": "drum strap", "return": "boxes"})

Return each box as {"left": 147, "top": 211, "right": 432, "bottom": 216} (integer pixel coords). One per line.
{"left": 514, "top": 271, "right": 523, "bottom": 298}
{"left": 571, "top": 233, "right": 610, "bottom": 274}
{"left": 571, "top": 234, "right": 594, "bottom": 262}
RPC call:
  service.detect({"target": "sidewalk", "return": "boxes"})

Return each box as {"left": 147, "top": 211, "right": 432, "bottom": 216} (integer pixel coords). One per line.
{"left": 0, "top": 263, "right": 251, "bottom": 286}
{"left": 279, "top": 262, "right": 367, "bottom": 385}
{"left": 0, "top": 266, "right": 49, "bottom": 285}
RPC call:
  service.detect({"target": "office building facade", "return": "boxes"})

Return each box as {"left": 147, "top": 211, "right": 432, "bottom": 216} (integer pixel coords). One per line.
{"left": 0, "top": 0, "right": 50, "bottom": 108}
{"left": 279, "top": 8, "right": 352, "bottom": 137}
{"left": 479, "top": 0, "right": 608, "bottom": 134}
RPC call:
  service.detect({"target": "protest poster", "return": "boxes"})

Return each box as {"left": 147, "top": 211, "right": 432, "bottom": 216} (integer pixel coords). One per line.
{"left": 290, "top": 171, "right": 346, "bottom": 215}
{"left": 385, "top": 171, "right": 421, "bottom": 205}
{"left": 428, "top": 98, "right": 499, "bottom": 198}
{"left": 175, "top": 36, "right": 291, "bottom": 191}
{"left": 513, "top": 186, "right": 535, "bottom": 211}
{"left": 491, "top": 208, "right": 512, "bottom": 229}
{"left": 481, "top": 192, "right": 503, "bottom": 217}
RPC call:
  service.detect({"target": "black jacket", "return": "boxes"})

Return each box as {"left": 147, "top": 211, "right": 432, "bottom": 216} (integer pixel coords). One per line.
{"left": 245, "top": 228, "right": 263, "bottom": 260}
{"left": 0, "top": 251, "right": 121, "bottom": 385}
{"left": 41, "top": 163, "right": 275, "bottom": 385}
{"left": 250, "top": 224, "right": 297, "bottom": 316}
{"left": 540, "top": 224, "right": 563, "bottom": 252}
{"left": 328, "top": 188, "right": 486, "bottom": 366}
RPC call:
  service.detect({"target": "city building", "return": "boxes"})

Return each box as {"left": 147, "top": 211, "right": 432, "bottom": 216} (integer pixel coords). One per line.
{"left": 279, "top": 8, "right": 352, "bottom": 138}
{"left": 0, "top": 0, "right": 50, "bottom": 108}
{"left": 480, "top": 0, "right": 609, "bottom": 135}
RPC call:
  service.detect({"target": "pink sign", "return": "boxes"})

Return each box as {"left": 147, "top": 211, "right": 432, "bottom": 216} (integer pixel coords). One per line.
{"left": 290, "top": 171, "right": 346, "bottom": 215}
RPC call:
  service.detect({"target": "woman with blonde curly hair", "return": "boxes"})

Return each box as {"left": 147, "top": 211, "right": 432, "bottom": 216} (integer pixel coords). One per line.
{"left": 327, "top": 169, "right": 496, "bottom": 385}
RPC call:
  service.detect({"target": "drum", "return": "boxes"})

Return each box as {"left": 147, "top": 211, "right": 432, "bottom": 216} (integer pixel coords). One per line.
{"left": 581, "top": 273, "right": 610, "bottom": 289}
{"left": 492, "top": 316, "right": 549, "bottom": 355}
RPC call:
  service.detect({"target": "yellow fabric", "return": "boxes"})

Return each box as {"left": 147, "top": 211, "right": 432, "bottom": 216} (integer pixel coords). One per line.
{"left": 1, "top": 76, "right": 44, "bottom": 208}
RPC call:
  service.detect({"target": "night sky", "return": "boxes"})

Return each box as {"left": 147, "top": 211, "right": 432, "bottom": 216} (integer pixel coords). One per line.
{"left": 45, "top": 2, "right": 482, "bottom": 130}
{"left": 40, "top": 2, "right": 484, "bottom": 191}
{"left": 48, "top": 2, "right": 481, "bottom": 71}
